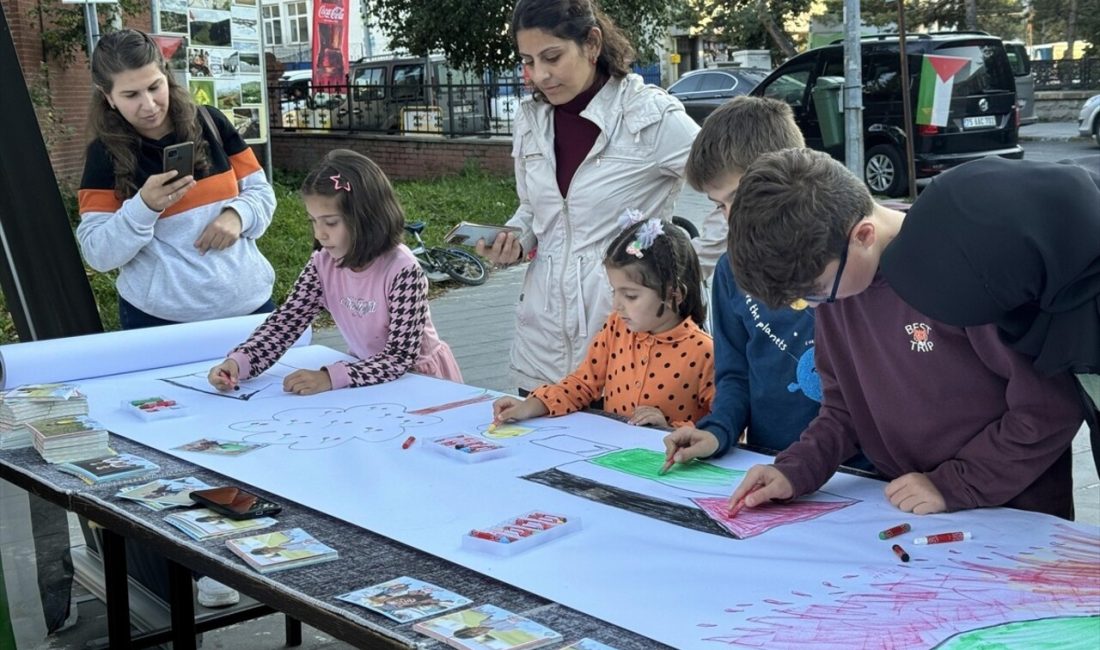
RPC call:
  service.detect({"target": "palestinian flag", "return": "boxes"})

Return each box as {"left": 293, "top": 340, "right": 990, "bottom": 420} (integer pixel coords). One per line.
{"left": 916, "top": 54, "right": 970, "bottom": 127}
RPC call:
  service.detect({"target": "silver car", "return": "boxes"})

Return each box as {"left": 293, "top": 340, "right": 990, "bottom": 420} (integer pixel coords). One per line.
{"left": 1078, "top": 93, "right": 1100, "bottom": 147}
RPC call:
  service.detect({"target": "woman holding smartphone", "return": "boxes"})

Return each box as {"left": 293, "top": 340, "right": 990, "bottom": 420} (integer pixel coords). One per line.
{"left": 77, "top": 29, "right": 277, "bottom": 329}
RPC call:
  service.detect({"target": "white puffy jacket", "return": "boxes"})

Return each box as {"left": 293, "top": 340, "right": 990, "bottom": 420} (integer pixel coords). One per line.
{"left": 506, "top": 74, "right": 723, "bottom": 391}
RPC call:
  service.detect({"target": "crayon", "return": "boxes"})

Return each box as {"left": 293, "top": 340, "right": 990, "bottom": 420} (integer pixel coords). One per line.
{"left": 892, "top": 544, "right": 910, "bottom": 562}
{"left": 658, "top": 454, "right": 676, "bottom": 476}
{"left": 728, "top": 484, "right": 763, "bottom": 518}
{"left": 878, "top": 523, "right": 911, "bottom": 540}
{"left": 469, "top": 529, "right": 510, "bottom": 543}
{"left": 401, "top": 436, "right": 416, "bottom": 449}
{"left": 913, "top": 531, "right": 972, "bottom": 545}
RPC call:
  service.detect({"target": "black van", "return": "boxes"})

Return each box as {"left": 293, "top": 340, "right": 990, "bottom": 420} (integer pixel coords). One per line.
{"left": 750, "top": 32, "right": 1023, "bottom": 196}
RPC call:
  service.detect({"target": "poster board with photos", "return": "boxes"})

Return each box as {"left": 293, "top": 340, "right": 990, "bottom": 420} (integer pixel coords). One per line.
{"left": 153, "top": 0, "right": 266, "bottom": 144}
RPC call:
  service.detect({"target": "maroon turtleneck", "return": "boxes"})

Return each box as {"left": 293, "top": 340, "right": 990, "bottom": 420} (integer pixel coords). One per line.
{"left": 552, "top": 73, "right": 608, "bottom": 197}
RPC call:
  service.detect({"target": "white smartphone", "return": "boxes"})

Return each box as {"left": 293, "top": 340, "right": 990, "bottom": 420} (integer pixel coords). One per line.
{"left": 443, "top": 221, "right": 520, "bottom": 247}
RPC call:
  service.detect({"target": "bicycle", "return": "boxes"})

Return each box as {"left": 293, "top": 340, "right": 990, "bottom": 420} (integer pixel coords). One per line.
{"left": 404, "top": 222, "right": 488, "bottom": 286}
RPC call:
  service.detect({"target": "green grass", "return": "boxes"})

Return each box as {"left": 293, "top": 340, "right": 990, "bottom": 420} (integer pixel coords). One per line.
{"left": 0, "top": 169, "right": 518, "bottom": 344}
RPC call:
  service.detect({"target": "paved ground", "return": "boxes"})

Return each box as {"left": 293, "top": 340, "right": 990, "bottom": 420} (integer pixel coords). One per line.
{"left": 41, "top": 122, "right": 1098, "bottom": 649}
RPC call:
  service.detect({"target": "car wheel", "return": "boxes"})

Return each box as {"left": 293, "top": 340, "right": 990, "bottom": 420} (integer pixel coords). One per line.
{"left": 1093, "top": 118, "right": 1100, "bottom": 148}
{"left": 864, "top": 144, "right": 908, "bottom": 198}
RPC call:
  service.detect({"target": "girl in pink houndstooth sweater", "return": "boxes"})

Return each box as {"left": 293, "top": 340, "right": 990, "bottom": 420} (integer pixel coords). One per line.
{"left": 208, "top": 150, "right": 461, "bottom": 395}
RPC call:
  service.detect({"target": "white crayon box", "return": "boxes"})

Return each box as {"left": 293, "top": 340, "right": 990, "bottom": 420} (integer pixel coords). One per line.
{"left": 461, "top": 510, "right": 580, "bottom": 556}
{"left": 428, "top": 434, "right": 509, "bottom": 463}
{"left": 122, "top": 397, "right": 189, "bottom": 421}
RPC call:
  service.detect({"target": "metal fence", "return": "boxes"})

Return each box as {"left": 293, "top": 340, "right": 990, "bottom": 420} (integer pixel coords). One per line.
{"left": 268, "top": 78, "right": 529, "bottom": 138}
{"left": 1033, "top": 58, "right": 1100, "bottom": 91}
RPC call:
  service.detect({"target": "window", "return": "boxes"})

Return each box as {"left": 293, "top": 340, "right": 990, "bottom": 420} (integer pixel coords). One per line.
{"left": 263, "top": 5, "right": 282, "bottom": 46}
{"left": 286, "top": 2, "right": 309, "bottom": 45}
{"left": 761, "top": 63, "right": 814, "bottom": 107}
{"left": 354, "top": 66, "right": 386, "bottom": 100}
{"left": 393, "top": 64, "right": 425, "bottom": 101}
{"left": 698, "top": 73, "right": 734, "bottom": 92}
{"left": 668, "top": 75, "right": 703, "bottom": 94}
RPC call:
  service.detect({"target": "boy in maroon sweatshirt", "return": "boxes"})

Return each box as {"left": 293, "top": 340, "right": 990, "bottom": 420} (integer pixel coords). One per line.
{"left": 722, "top": 149, "right": 1084, "bottom": 520}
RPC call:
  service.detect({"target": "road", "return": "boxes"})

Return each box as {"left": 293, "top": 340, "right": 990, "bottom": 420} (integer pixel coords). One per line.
{"left": 1021, "top": 137, "right": 1099, "bottom": 162}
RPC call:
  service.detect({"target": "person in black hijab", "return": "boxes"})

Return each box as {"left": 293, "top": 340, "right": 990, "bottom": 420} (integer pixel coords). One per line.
{"left": 881, "top": 156, "right": 1100, "bottom": 471}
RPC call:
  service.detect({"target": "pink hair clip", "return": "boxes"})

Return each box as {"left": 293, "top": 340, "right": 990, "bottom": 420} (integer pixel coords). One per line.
{"left": 330, "top": 173, "right": 351, "bottom": 192}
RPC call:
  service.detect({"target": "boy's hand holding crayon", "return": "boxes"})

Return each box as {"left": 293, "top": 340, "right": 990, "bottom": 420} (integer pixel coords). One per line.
{"left": 207, "top": 359, "right": 240, "bottom": 392}
{"left": 661, "top": 427, "right": 720, "bottom": 468}
{"left": 727, "top": 465, "right": 793, "bottom": 514}
{"left": 491, "top": 395, "right": 549, "bottom": 428}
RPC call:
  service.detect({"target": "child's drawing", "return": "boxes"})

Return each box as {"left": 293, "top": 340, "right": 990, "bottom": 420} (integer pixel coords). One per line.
{"left": 589, "top": 448, "right": 744, "bottom": 496}
{"left": 480, "top": 422, "right": 564, "bottom": 440}
{"left": 700, "top": 526, "right": 1100, "bottom": 649}
{"left": 691, "top": 495, "right": 857, "bottom": 539}
{"left": 159, "top": 362, "right": 298, "bottom": 400}
{"left": 228, "top": 404, "right": 441, "bottom": 449}
{"left": 530, "top": 435, "right": 621, "bottom": 458}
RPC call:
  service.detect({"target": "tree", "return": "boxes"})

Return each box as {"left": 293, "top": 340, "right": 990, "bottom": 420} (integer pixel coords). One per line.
{"left": 364, "top": 0, "right": 676, "bottom": 72}
{"left": 675, "top": 0, "right": 814, "bottom": 60}
{"left": 821, "top": 0, "right": 1029, "bottom": 42}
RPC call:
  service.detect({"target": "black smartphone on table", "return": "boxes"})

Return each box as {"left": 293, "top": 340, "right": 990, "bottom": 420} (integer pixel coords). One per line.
{"left": 162, "top": 141, "right": 195, "bottom": 180}
{"left": 189, "top": 486, "right": 282, "bottom": 520}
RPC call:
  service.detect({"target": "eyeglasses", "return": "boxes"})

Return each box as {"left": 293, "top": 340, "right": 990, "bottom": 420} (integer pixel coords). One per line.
{"left": 804, "top": 236, "right": 851, "bottom": 305}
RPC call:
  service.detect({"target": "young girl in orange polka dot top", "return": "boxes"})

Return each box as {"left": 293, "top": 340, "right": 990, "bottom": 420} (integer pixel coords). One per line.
{"left": 493, "top": 210, "right": 715, "bottom": 428}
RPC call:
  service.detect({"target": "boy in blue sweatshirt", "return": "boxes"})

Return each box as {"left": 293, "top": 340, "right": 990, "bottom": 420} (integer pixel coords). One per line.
{"left": 662, "top": 97, "right": 871, "bottom": 471}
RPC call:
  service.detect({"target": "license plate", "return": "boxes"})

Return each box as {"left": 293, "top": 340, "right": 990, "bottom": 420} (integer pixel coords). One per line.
{"left": 962, "top": 115, "right": 997, "bottom": 129}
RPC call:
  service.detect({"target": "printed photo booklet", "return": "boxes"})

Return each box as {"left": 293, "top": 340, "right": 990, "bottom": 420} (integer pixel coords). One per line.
{"left": 116, "top": 477, "right": 212, "bottom": 511}
{"left": 337, "top": 576, "right": 472, "bottom": 623}
{"left": 225, "top": 527, "right": 338, "bottom": 574}
{"left": 163, "top": 508, "right": 277, "bottom": 541}
{"left": 412, "top": 603, "right": 562, "bottom": 650}
{"left": 56, "top": 452, "right": 159, "bottom": 485}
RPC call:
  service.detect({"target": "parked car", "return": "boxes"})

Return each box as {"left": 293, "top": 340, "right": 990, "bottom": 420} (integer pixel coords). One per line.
{"left": 750, "top": 32, "right": 1023, "bottom": 197}
{"left": 1004, "top": 40, "right": 1037, "bottom": 125}
{"left": 335, "top": 54, "right": 490, "bottom": 134}
{"left": 667, "top": 68, "right": 768, "bottom": 124}
{"left": 276, "top": 69, "right": 342, "bottom": 129}
{"left": 1079, "top": 93, "right": 1100, "bottom": 146}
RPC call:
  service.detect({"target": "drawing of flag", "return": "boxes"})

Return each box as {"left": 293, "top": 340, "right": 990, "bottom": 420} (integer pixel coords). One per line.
{"left": 916, "top": 54, "right": 970, "bottom": 127}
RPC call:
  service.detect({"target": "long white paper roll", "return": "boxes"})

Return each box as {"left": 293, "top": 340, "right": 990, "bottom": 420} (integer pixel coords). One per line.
{"left": 0, "top": 315, "right": 311, "bottom": 389}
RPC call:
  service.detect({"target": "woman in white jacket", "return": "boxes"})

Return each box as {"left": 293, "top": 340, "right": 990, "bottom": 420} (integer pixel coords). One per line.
{"left": 480, "top": 0, "right": 722, "bottom": 393}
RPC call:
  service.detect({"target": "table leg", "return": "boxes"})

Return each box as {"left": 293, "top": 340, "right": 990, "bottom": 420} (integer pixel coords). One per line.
{"left": 168, "top": 560, "right": 197, "bottom": 650}
{"left": 100, "top": 528, "right": 131, "bottom": 649}
{"left": 286, "top": 615, "right": 303, "bottom": 646}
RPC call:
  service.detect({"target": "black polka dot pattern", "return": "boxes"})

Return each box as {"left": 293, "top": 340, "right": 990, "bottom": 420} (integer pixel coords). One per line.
{"left": 531, "top": 313, "right": 716, "bottom": 426}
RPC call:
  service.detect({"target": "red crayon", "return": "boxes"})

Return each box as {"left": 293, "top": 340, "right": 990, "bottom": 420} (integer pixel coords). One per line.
{"left": 728, "top": 484, "right": 763, "bottom": 518}
{"left": 469, "top": 529, "right": 510, "bottom": 543}
{"left": 401, "top": 436, "right": 416, "bottom": 449}
{"left": 891, "top": 544, "right": 910, "bottom": 562}
{"left": 913, "top": 531, "right": 972, "bottom": 545}
{"left": 879, "top": 523, "right": 912, "bottom": 540}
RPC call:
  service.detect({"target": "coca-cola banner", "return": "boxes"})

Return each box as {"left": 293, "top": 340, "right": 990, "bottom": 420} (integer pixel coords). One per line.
{"left": 312, "top": 0, "right": 349, "bottom": 89}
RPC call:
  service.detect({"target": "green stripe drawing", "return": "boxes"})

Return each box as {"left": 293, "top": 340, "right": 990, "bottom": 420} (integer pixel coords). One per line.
{"left": 589, "top": 448, "right": 745, "bottom": 494}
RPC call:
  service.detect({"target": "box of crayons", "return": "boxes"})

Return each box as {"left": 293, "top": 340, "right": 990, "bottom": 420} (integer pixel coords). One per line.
{"left": 461, "top": 511, "right": 579, "bottom": 556}
{"left": 122, "top": 396, "right": 188, "bottom": 421}
{"left": 428, "top": 434, "right": 509, "bottom": 463}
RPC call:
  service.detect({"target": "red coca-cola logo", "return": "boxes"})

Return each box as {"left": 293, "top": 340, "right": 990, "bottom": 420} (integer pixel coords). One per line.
{"left": 318, "top": 5, "right": 345, "bottom": 20}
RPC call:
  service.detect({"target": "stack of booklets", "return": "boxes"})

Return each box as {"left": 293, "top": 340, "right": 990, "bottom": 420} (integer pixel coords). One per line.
{"left": 225, "top": 527, "right": 338, "bottom": 574}
{"left": 56, "top": 453, "right": 159, "bottom": 485}
{"left": 164, "top": 508, "right": 277, "bottom": 541}
{"left": 412, "top": 603, "right": 562, "bottom": 650}
{"left": 29, "top": 415, "right": 110, "bottom": 463}
{"left": 0, "top": 383, "right": 87, "bottom": 450}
